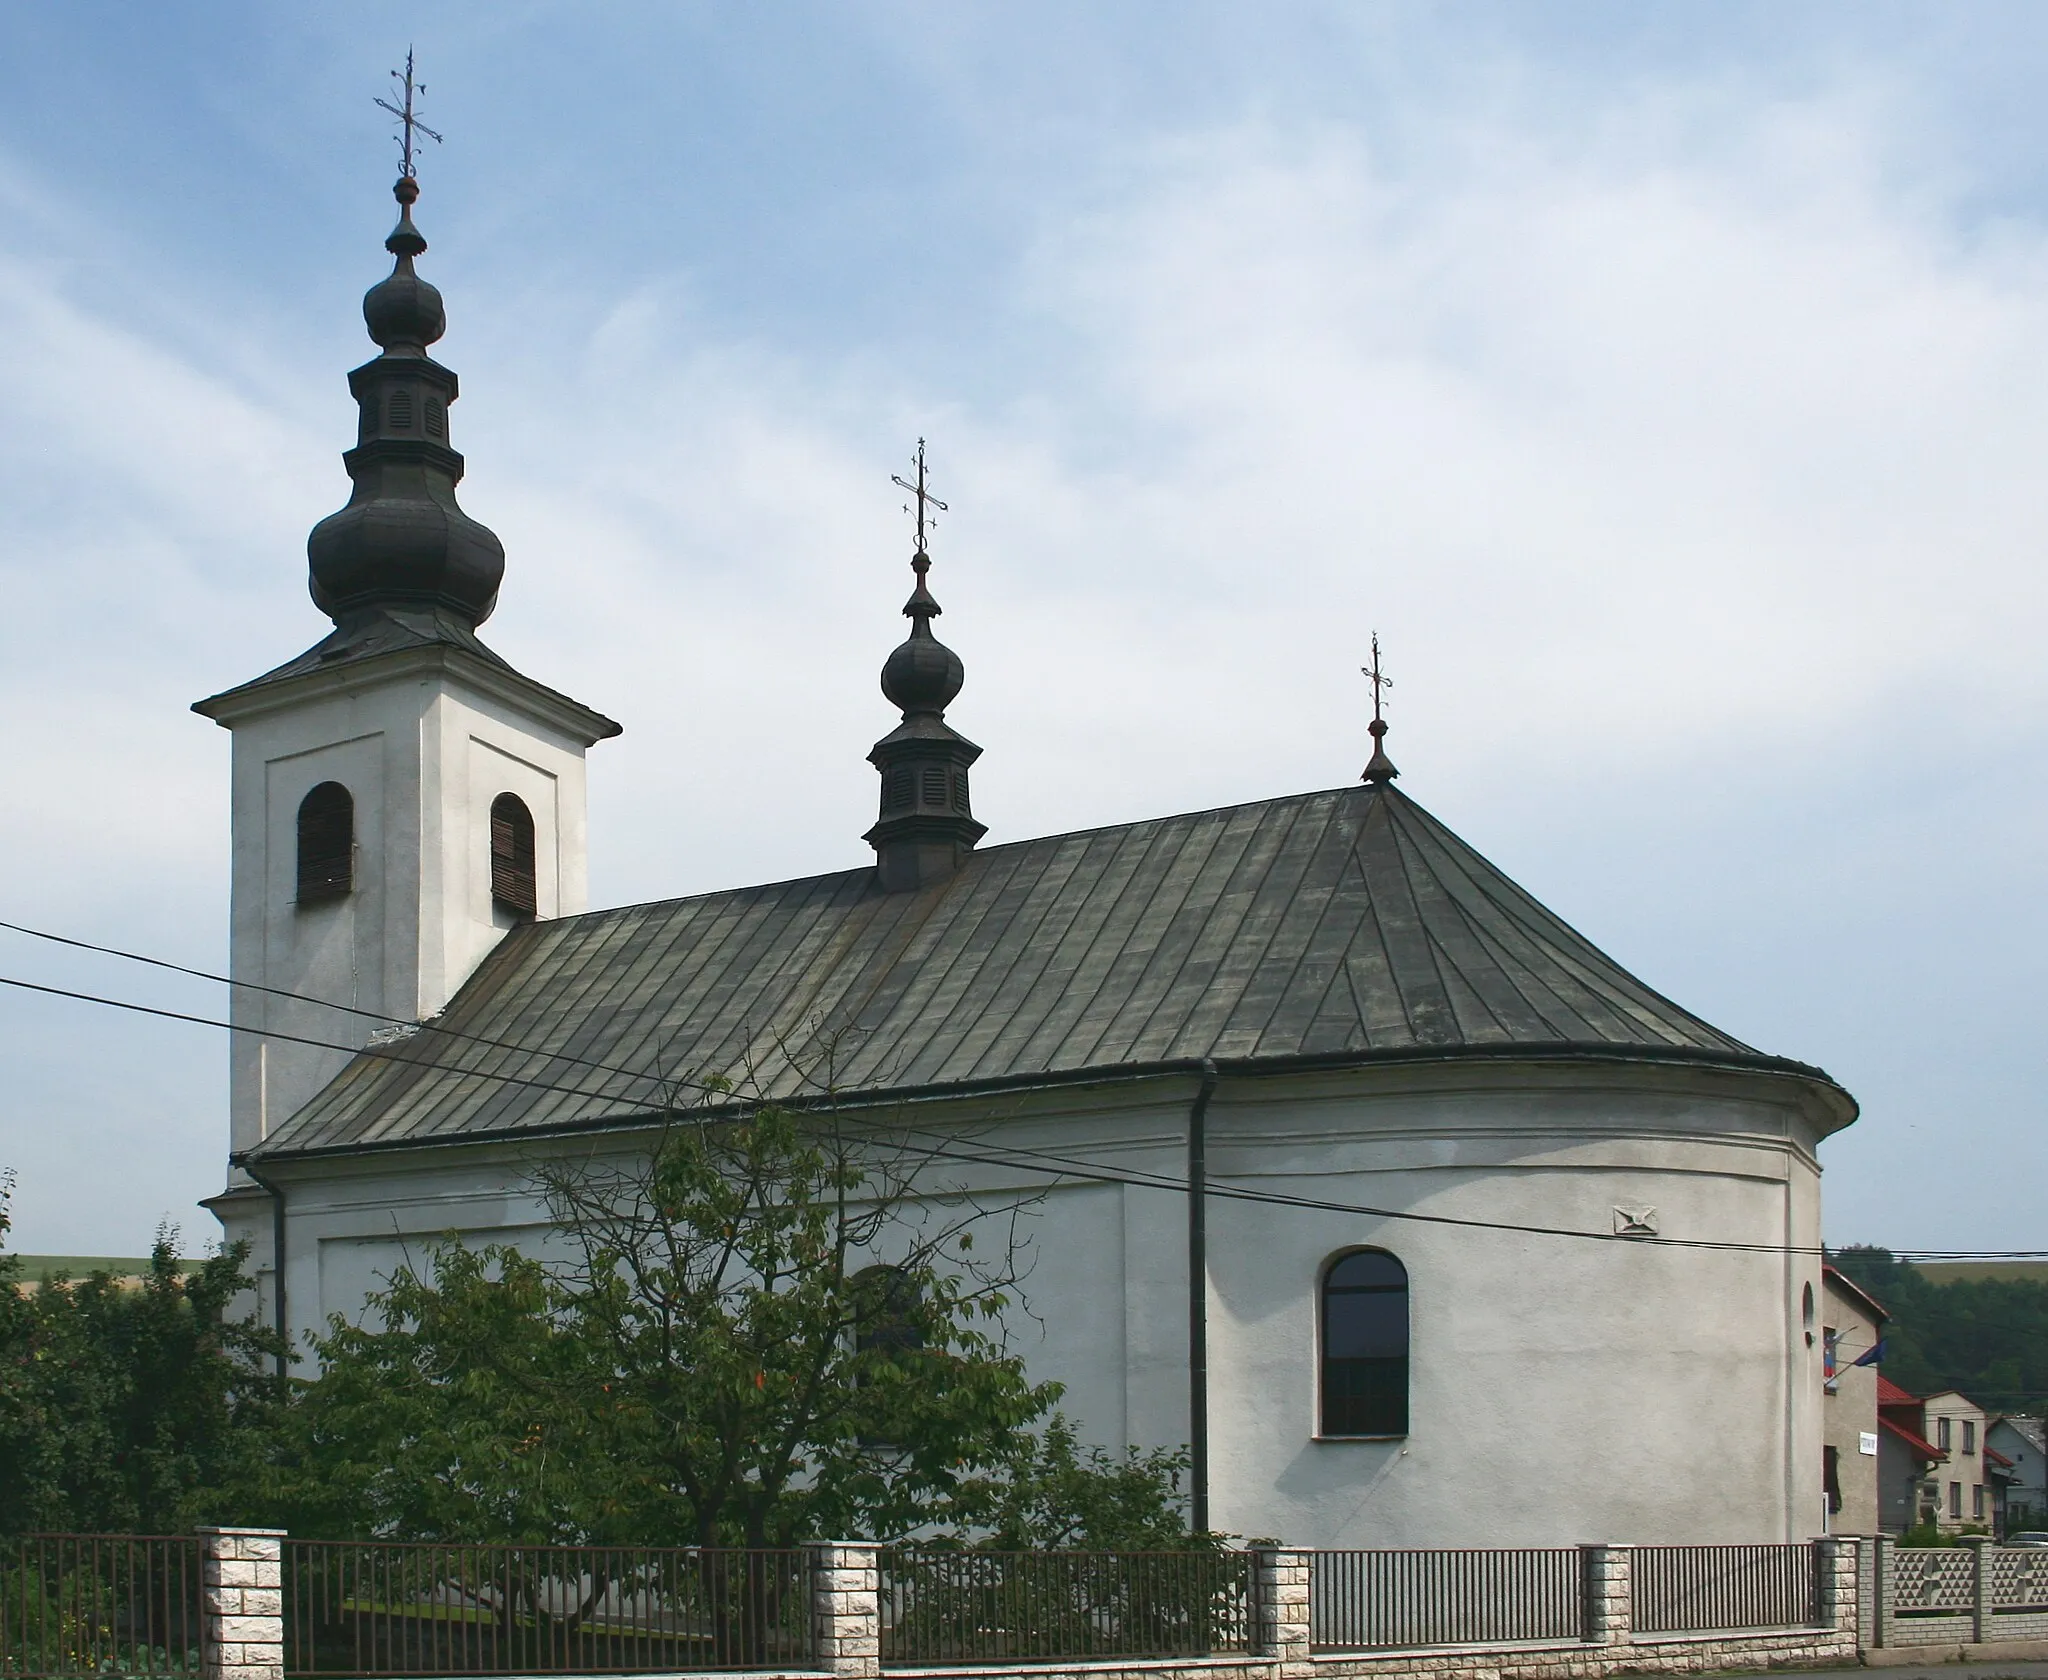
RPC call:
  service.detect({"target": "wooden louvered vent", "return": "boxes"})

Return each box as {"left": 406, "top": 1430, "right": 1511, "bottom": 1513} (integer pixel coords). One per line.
{"left": 490, "top": 793, "right": 538, "bottom": 919}
{"left": 296, "top": 782, "right": 354, "bottom": 904}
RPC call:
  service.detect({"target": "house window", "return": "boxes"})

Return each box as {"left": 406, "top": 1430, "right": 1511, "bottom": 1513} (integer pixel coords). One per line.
{"left": 1823, "top": 1444, "right": 1841, "bottom": 1514}
{"left": 1321, "top": 1249, "right": 1409, "bottom": 1437}
{"left": 1823, "top": 1328, "right": 1839, "bottom": 1394}
{"left": 490, "top": 793, "right": 537, "bottom": 918}
{"left": 1964, "top": 1420, "right": 1977, "bottom": 1454}
{"left": 1950, "top": 1481, "right": 1963, "bottom": 1518}
{"left": 1974, "top": 1484, "right": 1985, "bottom": 1520}
{"left": 1939, "top": 1417, "right": 1953, "bottom": 1452}
{"left": 296, "top": 782, "right": 354, "bottom": 903}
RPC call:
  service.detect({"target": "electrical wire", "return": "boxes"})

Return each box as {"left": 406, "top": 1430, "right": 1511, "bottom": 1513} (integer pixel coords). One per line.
{"left": 4, "top": 919, "right": 2046, "bottom": 1265}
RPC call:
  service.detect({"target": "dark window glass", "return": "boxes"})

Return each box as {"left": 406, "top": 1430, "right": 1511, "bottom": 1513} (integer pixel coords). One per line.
{"left": 1321, "top": 1248, "right": 1408, "bottom": 1437}
{"left": 296, "top": 782, "right": 354, "bottom": 904}
{"left": 490, "top": 793, "right": 537, "bottom": 918}
{"left": 852, "top": 1265, "right": 924, "bottom": 1357}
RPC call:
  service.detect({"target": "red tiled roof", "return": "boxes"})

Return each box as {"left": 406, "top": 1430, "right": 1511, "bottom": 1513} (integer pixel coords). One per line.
{"left": 1878, "top": 1375, "right": 1920, "bottom": 1407}
{"left": 1881, "top": 1414, "right": 1945, "bottom": 1464}
{"left": 1988, "top": 1446, "right": 2015, "bottom": 1468}
{"left": 1824, "top": 1264, "right": 1889, "bottom": 1323}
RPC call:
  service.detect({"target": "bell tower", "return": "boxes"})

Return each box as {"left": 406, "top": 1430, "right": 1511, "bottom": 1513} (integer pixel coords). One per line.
{"left": 194, "top": 156, "right": 620, "bottom": 1188}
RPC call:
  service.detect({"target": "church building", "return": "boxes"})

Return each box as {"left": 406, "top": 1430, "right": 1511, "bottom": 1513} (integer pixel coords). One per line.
{"left": 200, "top": 169, "right": 1858, "bottom": 1549}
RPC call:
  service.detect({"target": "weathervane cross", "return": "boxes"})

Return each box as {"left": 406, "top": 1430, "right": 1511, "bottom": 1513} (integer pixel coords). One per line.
{"left": 1361, "top": 633, "right": 1392, "bottom": 725}
{"left": 1360, "top": 632, "right": 1400, "bottom": 784}
{"left": 375, "top": 49, "right": 444, "bottom": 180}
{"left": 892, "top": 439, "right": 948, "bottom": 558}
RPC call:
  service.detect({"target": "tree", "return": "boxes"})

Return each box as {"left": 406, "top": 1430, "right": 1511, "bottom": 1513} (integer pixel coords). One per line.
{"left": 0, "top": 1173, "right": 287, "bottom": 1535}
{"left": 1830, "top": 1245, "right": 2048, "bottom": 1412}
{"left": 267, "top": 1100, "right": 1069, "bottom": 1546}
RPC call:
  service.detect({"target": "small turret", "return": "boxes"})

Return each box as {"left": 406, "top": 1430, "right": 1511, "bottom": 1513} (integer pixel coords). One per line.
{"left": 865, "top": 442, "right": 986, "bottom": 891}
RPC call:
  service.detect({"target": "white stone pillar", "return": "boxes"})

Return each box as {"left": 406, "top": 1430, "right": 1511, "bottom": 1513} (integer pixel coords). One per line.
{"left": 1814, "top": 1535, "right": 1859, "bottom": 1639}
{"left": 808, "top": 1541, "right": 881, "bottom": 1680}
{"left": 1871, "top": 1534, "right": 1893, "bottom": 1648}
{"left": 198, "top": 1527, "right": 285, "bottom": 1680}
{"left": 1964, "top": 1533, "right": 1994, "bottom": 1643}
{"left": 1251, "top": 1547, "right": 1313, "bottom": 1678}
{"left": 1579, "top": 1543, "right": 1632, "bottom": 1646}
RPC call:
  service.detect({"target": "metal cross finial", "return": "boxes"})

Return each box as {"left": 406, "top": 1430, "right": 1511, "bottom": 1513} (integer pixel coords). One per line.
{"left": 892, "top": 438, "right": 948, "bottom": 559}
{"left": 1361, "top": 633, "right": 1393, "bottom": 725}
{"left": 375, "top": 49, "right": 444, "bottom": 180}
{"left": 1360, "top": 632, "right": 1400, "bottom": 785}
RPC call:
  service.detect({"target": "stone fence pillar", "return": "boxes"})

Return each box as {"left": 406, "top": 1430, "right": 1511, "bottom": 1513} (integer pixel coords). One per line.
{"left": 808, "top": 1541, "right": 882, "bottom": 1680}
{"left": 1251, "top": 1546, "right": 1313, "bottom": 1678}
{"left": 1964, "top": 1533, "right": 1994, "bottom": 1643}
{"left": 1870, "top": 1534, "right": 1893, "bottom": 1648}
{"left": 198, "top": 1527, "right": 285, "bottom": 1680}
{"left": 1814, "top": 1535, "right": 1859, "bottom": 1642}
{"left": 1579, "top": 1543, "right": 1631, "bottom": 1646}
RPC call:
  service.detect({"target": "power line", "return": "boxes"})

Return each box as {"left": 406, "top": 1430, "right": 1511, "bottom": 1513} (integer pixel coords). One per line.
{"left": 0, "top": 917, "right": 699, "bottom": 1103}
{"left": 8, "top": 959, "right": 2048, "bottom": 1267}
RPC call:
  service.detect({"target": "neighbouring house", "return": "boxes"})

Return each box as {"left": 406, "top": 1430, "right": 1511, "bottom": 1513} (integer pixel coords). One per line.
{"left": 1989, "top": 1416, "right": 2046, "bottom": 1532}
{"left": 196, "top": 165, "right": 1862, "bottom": 1550}
{"left": 1922, "top": 1390, "right": 1994, "bottom": 1530}
{"left": 1820, "top": 1265, "right": 1886, "bottom": 1534}
{"left": 1877, "top": 1377, "right": 1946, "bottom": 1532}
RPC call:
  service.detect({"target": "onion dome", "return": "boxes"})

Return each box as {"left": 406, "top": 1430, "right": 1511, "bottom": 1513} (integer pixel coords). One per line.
{"left": 866, "top": 547, "right": 986, "bottom": 891}
{"left": 306, "top": 177, "right": 505, "bottom": 626}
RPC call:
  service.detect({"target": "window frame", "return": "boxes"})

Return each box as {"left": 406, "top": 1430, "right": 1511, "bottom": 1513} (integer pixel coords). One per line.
{"left": 295, "top": 781, "right": 355, "bottom": 905}
{"left": 1317, "top": 1247, "right": 1410, "bottom": 1441}
{"left": 489, "top": 793, "right": 538, "bottom": 919}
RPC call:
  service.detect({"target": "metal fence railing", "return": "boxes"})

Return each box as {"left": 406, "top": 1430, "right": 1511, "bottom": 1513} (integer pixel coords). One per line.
{"left": 879, "top": 1548, "right": 1251, "bottom": 1666}
{"left": 1630, "top": 1544, "right": 1817, "bottom": 1634}
{"left": 1309, "top": 1548, "right": 1582, "bottom": 1650}
{"left": 282, "top": 1542, "right": 808, "bottom": 1677}
{"left": 1, "top": 1534, "right": 204, "bottom": 1679}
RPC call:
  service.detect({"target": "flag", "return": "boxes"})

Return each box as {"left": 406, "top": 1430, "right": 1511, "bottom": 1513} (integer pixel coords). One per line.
{"left": 1851, "top": 1339, "right": 1885, "bottom": 1368}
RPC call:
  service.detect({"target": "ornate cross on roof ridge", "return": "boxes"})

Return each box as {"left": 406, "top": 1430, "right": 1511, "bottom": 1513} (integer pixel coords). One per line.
{"left": 892, "top": 438, "right": 948, "bottom": 560}
{"left": 1360, "top": 632, "right": 1400, "bottom": 785}
{"left": 375, "top": 49, "right": 444, "bottom": 180}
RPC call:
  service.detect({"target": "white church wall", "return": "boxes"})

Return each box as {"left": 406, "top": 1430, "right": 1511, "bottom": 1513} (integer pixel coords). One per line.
{"left": 240, "top": 1057, "right": 1829, "bottom": 1549}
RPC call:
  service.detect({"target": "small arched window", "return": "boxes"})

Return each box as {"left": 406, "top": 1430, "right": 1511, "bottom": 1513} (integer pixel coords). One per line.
{"left": 296, "top": 782, "right": 354, "bottom": 904}
{"left": 490, "top": 793, "right": 537, "bottom": 919}
{"left": 1321, "top": 1249, "right": 1409, "bottom": 1438}
{"left": 852, "top": 1265, "right": 924, "bottom": 1358}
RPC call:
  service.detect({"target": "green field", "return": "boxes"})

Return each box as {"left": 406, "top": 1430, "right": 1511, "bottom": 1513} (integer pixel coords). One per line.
{"left": 1914, "top": 1261, "right": 2048, "bottom": 1287}
{"left": 11, "top": 1254, "right": 201, "bottom": 1282}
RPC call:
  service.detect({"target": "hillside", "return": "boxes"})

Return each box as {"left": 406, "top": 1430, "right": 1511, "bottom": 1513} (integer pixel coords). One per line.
{"left": 1832, "top": 1247, "right": 2048, "bottom": 1413}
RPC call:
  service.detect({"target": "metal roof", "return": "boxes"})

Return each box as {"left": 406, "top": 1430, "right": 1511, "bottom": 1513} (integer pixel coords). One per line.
{"left": 253, "top": 781, "right": 1836, "bottom": 1160}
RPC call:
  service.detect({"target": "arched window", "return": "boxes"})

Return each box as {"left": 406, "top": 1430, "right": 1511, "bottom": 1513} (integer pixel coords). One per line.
{"left": 1321, "top": 1249, "right": 1409, "bottom": 1437}
{"left": 490, "top": 794, "right": 537, "bottom": 918}
{"left": 851, "top": 1265, "right": 924, "bottom": 1357}
{"left": 296, "top": 782, "right": 354, "bottom": 904}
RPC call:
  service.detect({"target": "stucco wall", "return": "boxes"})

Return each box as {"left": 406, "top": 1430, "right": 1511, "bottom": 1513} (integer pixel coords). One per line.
{"left": 1822, "top": 1273, "right": 1882, "bottom": 1535}
{"left": 224, "top": 1054, "right": 1836, "bottom": 1549}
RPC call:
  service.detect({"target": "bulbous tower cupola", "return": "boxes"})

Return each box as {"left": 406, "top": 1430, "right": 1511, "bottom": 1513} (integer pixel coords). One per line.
{"left": 865, "top": 442, "right": 986, "bottom": 891}
{"left": 306, "top": 174, "right": 505, "bottom": 625}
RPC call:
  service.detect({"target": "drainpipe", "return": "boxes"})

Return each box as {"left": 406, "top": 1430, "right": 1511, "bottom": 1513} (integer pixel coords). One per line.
{"left": 1187, "top": 1059, "right": 1219, "bottom": 1534}
{"left": 240, "top": 1163, "right": 290, "bottom": 1380}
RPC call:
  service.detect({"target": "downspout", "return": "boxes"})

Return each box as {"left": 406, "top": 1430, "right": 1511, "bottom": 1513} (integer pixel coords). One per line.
{"left": 240, "top": 1163, "right": 290, "bottom": 1380}
{"left": 1187, "top": 1059, "right": 1218, "bottom": 1534}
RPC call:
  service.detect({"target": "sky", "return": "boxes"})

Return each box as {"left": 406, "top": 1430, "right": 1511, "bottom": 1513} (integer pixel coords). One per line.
{"left": 1, "top": 3, "right": 2045, "bottom": 1256}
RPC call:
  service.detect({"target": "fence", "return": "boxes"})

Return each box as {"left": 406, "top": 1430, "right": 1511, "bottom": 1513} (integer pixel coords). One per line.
{"left": 880, "top": 1548, "right": 1251, "bottom": 1665}
{"left": 1873, "top": 1537, "right": 2048, "bottom": 1648}
{"left": 283, "top": 1542, "right": 808, "bottom": 1677}
{"left": 1630, "top": 1545, "right": 1817, "bottom": 1635}
{"left": 1309, "top": 1549, "right": 1582, "bottom": 1650}
{"left": 1, "top": 1534, "right": 204, "bottom": 1679}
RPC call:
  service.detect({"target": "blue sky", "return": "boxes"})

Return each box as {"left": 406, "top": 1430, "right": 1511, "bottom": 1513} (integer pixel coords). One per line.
{"left": 2, "top": 3, "right": 2046, "bottom": 1254}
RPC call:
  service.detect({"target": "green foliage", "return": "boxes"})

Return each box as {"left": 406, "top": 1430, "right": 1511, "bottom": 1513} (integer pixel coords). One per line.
{"left": 1830, "top": 1245, "right": 2048, "bottom": 1411}
{"left": 973, "top": 1416, "right": 1219, "bottom": 1550}
{"left": 263, "top": 1106, "right": 1070, "bottom": 1545}
{"left": 0, "top": 1172, "right": 288, "bottom": 1535}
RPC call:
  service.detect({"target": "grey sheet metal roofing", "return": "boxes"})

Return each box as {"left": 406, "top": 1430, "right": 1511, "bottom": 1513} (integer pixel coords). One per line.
{"left": 252, "top": 781, "right": 1840, "bottom": 1160}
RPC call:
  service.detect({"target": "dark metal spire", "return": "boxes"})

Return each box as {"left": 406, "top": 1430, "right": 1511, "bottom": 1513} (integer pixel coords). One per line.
{"left": 1361, "top": 632, "right": 1399, "bottom": 785}
{"left": 306, "top": 65, "right": 504, "bottom": 628}
{"left": 866, "top": 442, "right": 986, "bottom": 891}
